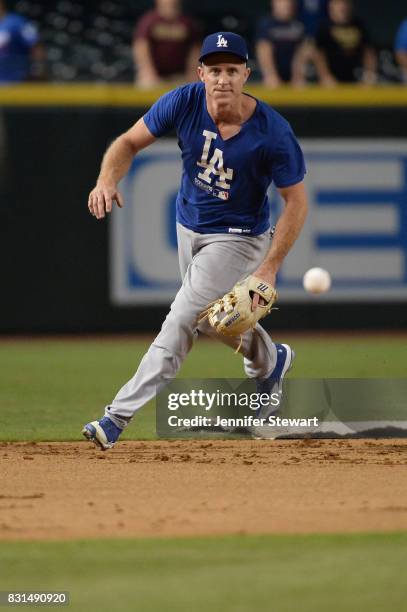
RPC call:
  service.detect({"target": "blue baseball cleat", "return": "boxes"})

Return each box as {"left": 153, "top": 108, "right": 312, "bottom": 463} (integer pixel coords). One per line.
{"left": 82, "top": 416, "right": 123, "bottom": 451}
{"left": 255, "top": 343, "right": 295, "bottom": 420}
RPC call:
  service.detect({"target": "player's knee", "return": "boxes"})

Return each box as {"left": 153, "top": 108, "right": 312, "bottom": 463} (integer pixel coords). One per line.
{"left": 153, "top": 315, "right": 196, "bottom": 359}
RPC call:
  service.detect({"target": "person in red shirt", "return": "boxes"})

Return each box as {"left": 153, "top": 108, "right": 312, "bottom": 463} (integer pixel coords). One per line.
{"left": 133, "top": 0, "right": 202, "bottom": 87}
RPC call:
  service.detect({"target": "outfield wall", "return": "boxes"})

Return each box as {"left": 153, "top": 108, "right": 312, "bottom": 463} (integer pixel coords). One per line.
{"left": 1, "top": 85, "right": 406, "bottom": 332}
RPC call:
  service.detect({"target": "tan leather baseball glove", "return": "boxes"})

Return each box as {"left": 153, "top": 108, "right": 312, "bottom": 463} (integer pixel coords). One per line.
{"left": 199, "top": 276, "right": 277, "bottom": 347}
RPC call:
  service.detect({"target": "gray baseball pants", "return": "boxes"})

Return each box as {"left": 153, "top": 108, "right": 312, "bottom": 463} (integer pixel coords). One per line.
{"left": 105, "top": 223, "right": 278, "bottom": 429}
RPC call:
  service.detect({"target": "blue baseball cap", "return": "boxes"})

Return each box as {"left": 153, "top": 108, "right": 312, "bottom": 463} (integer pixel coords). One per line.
{"left": 199, "top": 32, "right": 249, "bottom": 63}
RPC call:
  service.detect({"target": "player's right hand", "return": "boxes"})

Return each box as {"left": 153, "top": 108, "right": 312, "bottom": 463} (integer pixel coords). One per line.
{"left": 88, "top": 182, "right": 124, "bottom": 219}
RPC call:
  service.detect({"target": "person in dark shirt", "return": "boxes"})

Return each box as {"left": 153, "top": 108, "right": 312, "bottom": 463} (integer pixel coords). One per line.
{"left": 314, "top": 0, "right": 376, "bottom": 85}
{"left": 0, "top": 0, "right": 44, "bottom": 83}
{"left": 133, "top": 0, "right": 202, "bottom": 87}
{"left": 256, "top": 0, "right": 308, "bottom": 88}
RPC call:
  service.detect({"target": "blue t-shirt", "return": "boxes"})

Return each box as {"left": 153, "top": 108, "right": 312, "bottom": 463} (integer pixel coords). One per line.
{"left": 395, "top": 19, "right": 407, "bottom": 52}
{"left": 143, "top": 82, "right": 305, "bottom": 235}
{"left": 0, "top": 13, "right": 39, "bottom": 83}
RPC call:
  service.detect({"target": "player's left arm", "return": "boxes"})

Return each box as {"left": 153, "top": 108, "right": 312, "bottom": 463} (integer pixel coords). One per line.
{"left": 252, "top": 181, "right": 307, "bottom": 307}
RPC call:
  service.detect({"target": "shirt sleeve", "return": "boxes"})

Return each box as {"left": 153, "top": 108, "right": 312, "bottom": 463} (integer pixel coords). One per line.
{"left": 143, "top": 86, "right": 188, "bottom": 137}
{"left": 395, "top": 20, "right": 407, "bottom": 51}
{"left": 271, "top": 123, "right": 306, "bottom": 188}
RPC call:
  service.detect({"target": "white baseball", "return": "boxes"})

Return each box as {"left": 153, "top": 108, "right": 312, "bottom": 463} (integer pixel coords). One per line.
{"left": 303, "top": 267, "right": 331, "bottom": 294}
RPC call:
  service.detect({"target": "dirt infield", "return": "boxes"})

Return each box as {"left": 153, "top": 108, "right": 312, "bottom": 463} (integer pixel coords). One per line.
{"left": 1, "top": 440, "right": 407, "bottom": 541}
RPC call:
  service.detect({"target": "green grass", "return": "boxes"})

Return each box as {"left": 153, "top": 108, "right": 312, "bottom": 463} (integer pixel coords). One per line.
{"left": 0, "top": 533, "right": 406, "bottom": 612}
{"left": 0, "top": 335, "right": 406, "bottom": 441}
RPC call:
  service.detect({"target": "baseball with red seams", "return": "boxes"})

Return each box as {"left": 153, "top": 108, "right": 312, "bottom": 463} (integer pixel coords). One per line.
{"left": 303, "top": 267, "right": 331, "bottom": 294}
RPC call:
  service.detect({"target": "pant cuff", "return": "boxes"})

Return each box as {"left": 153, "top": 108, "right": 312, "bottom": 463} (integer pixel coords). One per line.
{"left": 104, "top": 406, "right": 131, "bottom": 430}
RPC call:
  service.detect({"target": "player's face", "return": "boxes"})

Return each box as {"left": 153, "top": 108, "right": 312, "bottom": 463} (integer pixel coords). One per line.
{"left": 198, "top": 55, "right": 250, "bottom": 103}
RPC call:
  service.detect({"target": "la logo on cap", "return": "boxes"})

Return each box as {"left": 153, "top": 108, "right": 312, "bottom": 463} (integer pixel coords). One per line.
{"left": 216, "top": 34, "right": 228, "bottom": 48}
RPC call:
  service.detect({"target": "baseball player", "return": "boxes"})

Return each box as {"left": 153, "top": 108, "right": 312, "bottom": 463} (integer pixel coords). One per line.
{"left": 83, "top": 32, "right": 308, "bottom": 450}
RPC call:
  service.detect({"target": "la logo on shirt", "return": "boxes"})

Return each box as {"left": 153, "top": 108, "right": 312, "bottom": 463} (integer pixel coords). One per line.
{"left": 196, "top": 130, "right": 234, "bottom": 190}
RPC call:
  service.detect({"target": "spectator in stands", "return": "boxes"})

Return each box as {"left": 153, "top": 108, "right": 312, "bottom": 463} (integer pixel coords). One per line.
{"left": 298, "top": 0, "right": 328, "bottom": 38}
{"left": 133, "top": 0, "right": 202, "bottom": 88}
{"left": 0, "top": 0, "right": 44, "bottom": 83}
{"left": 314, "top": 0, "right": 377, "bottom": 85}
{"left": 256, "top": 0, "right": 308, "bottom": 88}
{"left": 395, "top": 18, "right": 407, "bottom": 83}
{"left": 295, "top": 0, "right": 329, "bottom": 83}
